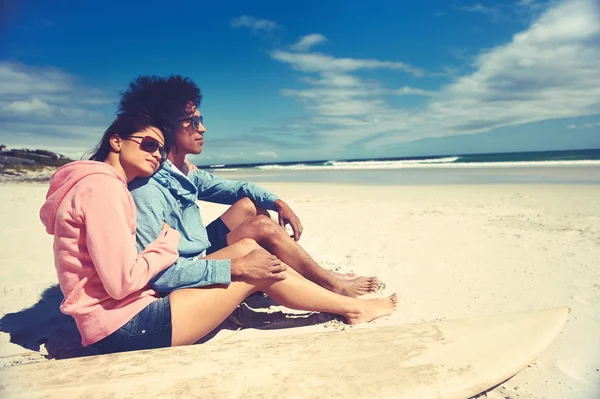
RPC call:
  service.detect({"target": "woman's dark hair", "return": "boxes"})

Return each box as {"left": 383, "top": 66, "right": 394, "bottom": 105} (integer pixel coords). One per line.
{"left": 86, "top": 113, "right": 170, "bottom": 161}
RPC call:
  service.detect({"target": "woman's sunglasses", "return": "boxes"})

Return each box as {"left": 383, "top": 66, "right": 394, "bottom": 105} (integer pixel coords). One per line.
{"left": 179, "top": 115, "right": 204, "bottom": 130}
{"left": 123, "top": 136, "right": 167, "bottom": 163}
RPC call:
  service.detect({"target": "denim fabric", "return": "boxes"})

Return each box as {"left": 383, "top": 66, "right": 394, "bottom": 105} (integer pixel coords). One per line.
{"left": 128, "top": 160, "right": 279, "bottom": 293}
{"left": 205, "top": 217, "right": 231, "bottom": 255}
{"left": 91, "top": 296, "right": 172, "bottom": 355}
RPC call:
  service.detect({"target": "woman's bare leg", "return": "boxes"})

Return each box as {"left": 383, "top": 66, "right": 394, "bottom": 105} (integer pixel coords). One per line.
{"left": 170, "top": 239, "right": 398, "bottom": 346}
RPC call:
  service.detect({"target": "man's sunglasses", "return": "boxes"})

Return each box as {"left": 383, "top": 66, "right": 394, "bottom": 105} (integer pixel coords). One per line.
{"left": 179, "top": 115, "right": 204, "bottom": 130}
{"left": 123, "top": 136, "right": 167, "bottom": 163}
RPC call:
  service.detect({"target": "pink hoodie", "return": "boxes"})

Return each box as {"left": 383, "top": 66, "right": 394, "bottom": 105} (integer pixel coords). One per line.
{"left": 40, "top": 160, "right": 180, "bottom": 346}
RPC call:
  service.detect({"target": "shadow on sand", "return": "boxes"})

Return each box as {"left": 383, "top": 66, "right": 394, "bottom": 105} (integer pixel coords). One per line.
{"left": 0, "top": 285, "right": 337, "bottom": 360}
{"left": 0, "top": 284, "right": 92, "bottom": 360}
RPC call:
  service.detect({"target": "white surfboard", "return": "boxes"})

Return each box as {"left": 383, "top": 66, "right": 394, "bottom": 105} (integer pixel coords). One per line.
{"left": 0, "top": 307, "right": 569, "bottom": 399}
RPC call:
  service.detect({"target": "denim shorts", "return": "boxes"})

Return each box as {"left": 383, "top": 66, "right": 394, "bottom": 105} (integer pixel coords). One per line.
{"left": 205, "top": 217, "right": 231, "bottom": 255}
{"left": 91, "top": 296, "right": 172, "bottom": 355}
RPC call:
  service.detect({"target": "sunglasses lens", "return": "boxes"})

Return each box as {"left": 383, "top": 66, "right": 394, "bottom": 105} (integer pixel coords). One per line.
{"left": 140, "top": 140, "right": 159, "bottom": 153}
{"left": 140, "top": 137, "right": 166, "bottom": 162}
{"left": 192, "top": 116, "right": 203, "bottom": 129}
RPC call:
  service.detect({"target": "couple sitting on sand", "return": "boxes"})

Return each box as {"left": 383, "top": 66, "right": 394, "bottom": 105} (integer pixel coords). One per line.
{"left": 40, "top": 75, "right": 397, "bottom": 355}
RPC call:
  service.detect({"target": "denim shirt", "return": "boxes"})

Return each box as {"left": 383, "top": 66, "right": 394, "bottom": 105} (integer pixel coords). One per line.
{"left": 129, "top": 160, "right": 279, "bottom": 293}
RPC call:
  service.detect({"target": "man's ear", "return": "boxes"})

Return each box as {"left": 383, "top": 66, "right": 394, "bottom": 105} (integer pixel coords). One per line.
{"left": 109, "top": 134, "right": 122, "bottom": 153}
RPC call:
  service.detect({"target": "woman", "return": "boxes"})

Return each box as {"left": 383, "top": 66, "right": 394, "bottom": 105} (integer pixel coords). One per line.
{"left": 40, "top": 104, "right": 398, "bottom": 357}
{"left": 40, "top": 114, "right": 180, "bottom": 352}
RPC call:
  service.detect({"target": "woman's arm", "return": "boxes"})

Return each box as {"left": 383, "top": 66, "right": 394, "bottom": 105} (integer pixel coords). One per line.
{"left": 81, "top": 175, "right": 180, "bottom": 300}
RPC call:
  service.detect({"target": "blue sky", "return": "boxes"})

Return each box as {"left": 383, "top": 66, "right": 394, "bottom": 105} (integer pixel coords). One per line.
{"left": 1, "top": 0, "right": 599, "bottom": 164}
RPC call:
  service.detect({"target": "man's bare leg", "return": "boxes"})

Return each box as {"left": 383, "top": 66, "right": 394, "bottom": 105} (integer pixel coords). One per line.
{"left": 216, "top": 198, "right": 379, "bottom": 297}
{"left": 217, "top": 197, "right": 355, "bottom": 274}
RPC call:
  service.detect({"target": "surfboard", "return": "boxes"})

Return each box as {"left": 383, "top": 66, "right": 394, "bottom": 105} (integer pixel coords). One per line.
{"left": 0, "top": 307, "right": 569, "bottom": 399}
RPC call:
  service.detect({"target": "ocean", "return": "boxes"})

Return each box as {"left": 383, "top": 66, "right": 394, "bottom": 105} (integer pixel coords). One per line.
{"left": 201, "top": 148, "right": 600, "bottom": 185}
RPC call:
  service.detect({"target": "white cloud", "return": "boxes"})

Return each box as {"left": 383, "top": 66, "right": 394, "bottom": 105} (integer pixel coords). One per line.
{"left": 256, "top": 151, "right": 279, "bottom": 158}
{"left": 290, "top": 34, "right": 327, "bottom": 52}
{"left": 0, "top": 61, "right": 114, "bottom": 156}
{"left": 271, "top": 0, "right": 600, "bottom": 152}
{"left": 461, "top": 4, "right": 501, "bottom": 16}
{"left": 393, "top": 86, "right": 435, "bottom": 96}
{"left": 517, "top": 0, "right": 546, "bottom": 10}
{"left": 460, "top": 1, "right": 550, "bottom": 23}
{"left": 0, "top": 62, "right": 73, "bottom": 96}
{"left": 567, "top": 121, "right": 600, "bottom": 129}
{"left": 300, "top": 73, "right": 361, "bottom": 87}
{"left": 230, "top": 15, "right": 279, "bottom": 32}
{"left": 6, "top": 97, "right": 53, "bottom": 116}
{"left": 272, "top": 51, "right": 426, "bottom": 77}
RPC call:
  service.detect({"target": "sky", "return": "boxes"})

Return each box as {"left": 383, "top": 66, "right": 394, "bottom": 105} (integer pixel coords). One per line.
{"left": 1, "top": 0, "right": 599, "bottom": 165}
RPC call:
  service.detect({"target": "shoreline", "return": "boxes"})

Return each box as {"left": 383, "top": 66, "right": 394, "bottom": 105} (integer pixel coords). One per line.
{"left": 211, "top": 165, "right": 600, "bottom": 186}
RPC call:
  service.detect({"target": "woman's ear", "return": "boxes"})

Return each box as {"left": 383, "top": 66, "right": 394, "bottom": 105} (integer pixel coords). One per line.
{"left": 109, "top": 134, "right": 122, "bottom": 153}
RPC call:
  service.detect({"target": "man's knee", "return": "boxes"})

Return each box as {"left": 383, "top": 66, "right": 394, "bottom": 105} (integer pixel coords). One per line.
{"left": 250, "top": 215, "right": 280, "bottom": 240}
{"left": 234, "top": 197, "right": 258, "bottom": 217}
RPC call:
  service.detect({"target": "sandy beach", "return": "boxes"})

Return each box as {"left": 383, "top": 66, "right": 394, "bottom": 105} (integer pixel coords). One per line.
{"left": 0, "top": 179, "right": 599, "bottom": 398}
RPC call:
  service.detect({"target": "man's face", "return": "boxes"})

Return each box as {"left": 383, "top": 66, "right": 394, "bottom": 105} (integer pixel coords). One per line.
{"left": 175, "top": 104, "right": 206, "bottom": 155}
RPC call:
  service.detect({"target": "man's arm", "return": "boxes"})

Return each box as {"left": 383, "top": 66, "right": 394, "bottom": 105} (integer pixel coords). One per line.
{"left": 191, "top": 169, "right": 279, "bottom": 210}
{"left": 130, "top": 181, "right": 232, "bottom": 293}
{"left": 191, "top": 169, "right": 305, "bottom": 240}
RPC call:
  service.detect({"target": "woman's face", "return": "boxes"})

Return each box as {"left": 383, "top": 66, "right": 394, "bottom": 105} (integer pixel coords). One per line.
{"left": 117, "top": 126, "right": 166, "bottom": 180}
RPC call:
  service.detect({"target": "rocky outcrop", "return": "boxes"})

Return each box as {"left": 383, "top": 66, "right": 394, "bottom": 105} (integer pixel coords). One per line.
{"left": 0, "top": 146, "right": 73, "bottom": 183}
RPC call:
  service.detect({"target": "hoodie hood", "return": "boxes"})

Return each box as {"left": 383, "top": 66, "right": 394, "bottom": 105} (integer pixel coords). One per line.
{"left": 40, "top": 160, "right": 126, "bottom": 234}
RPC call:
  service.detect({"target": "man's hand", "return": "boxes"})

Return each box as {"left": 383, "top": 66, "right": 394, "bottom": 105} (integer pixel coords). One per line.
{"left": 274, "top": 199, "right": 303, "bottom": 241}
{"left": 231, "top": 249, "right": 287, "bottom": 280}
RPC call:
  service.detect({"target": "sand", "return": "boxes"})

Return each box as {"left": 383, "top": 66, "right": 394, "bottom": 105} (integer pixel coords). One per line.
{"left": 0, "top": 181, "right": 599, "bottom": 398}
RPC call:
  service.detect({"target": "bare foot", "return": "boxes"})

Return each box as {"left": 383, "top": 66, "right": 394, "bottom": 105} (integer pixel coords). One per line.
{"left": 331, "top": 270, "right": 357, "bottom": 280}
{"left": 345, "top": 294, "right": 398, "bottom": 325}
{"left": 332, "top": 275, "right": 380, "bottom": 298}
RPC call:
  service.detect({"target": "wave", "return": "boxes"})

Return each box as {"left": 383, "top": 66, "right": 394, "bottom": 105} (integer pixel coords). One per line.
{"left": 211, "top": 168, "right": 240, "bottom": 172}
{"left": 257, "top": 164, "right": 312, "bottom": 170}
{"left": 248, "top": 158, "right": 600, "bottom": 171}
{"left": 325, "top": 157, "right": 460, "bottom": 168}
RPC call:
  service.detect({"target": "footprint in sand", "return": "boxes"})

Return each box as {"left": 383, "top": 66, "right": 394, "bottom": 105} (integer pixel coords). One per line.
{"left": 572, "top": 286, "right": 600, "bottom": 305}
{"left": 556, "top": 358, "right": 592, "bottom": 385}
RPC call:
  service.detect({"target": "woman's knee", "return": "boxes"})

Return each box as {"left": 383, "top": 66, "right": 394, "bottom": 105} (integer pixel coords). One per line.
{"left": 236, "top": 237, "right": 261, "bottom": 252}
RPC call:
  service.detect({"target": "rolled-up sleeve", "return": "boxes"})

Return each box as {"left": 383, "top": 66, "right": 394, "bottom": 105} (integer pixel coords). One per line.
{"left": 191, "top": 169, "right": 279, "bottom": 209}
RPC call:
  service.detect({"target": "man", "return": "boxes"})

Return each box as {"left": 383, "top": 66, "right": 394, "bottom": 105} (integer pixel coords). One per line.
{"left": 125, "top": 75, "right": 379, "bottom": 297}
